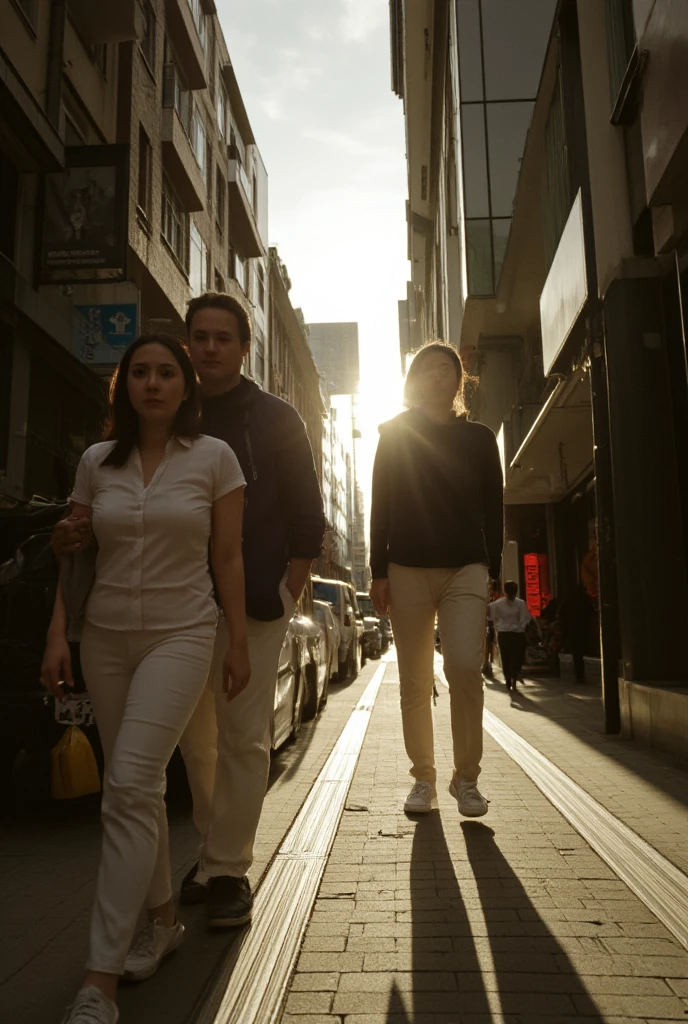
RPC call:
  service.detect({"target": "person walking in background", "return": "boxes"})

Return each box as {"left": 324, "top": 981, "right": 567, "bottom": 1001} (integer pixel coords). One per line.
{"left": 489, "top": 580, "right": 537, "bottom": 691}
{"left": 42, "top": 335, "right": 248, "bottom": 1024}
{"left": 369, "top": 342, "right": 503, "bottom": 818}
{"left": 54, "top": 292, "right": 325, "bottom": 947}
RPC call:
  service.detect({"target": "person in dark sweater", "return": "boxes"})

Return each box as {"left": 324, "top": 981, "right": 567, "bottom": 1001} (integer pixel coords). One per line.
{"left": 370, "top": 342, "right": 503, "bottom": 817}
{"left": 53, "top": 293, "right": 325, "bottom": 968}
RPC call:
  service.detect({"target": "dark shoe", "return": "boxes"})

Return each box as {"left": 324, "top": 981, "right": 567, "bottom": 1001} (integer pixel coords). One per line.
{"left": 207, "top": 875, "right": 253, "bottom": 929}
{"left": 180, "top": 861, "right": 208, "bottom": 906}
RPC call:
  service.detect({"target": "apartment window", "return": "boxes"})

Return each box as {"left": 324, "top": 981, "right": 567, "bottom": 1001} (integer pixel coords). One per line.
{"left": 190, "top": 220, "right": 208, "bottom": 297}
{"left": 216, "top": 172, "right": 226, "bottom": 233}
{"left": 140, "top": 0, "right": 156, "bottom": 72}
{"left": 14, "top": 0, "right": 38, "bottom": 32}
{"left": 137, "top": 125, "right": 152, "bottom": 221}
{"left": 91, "top": 43, "right": 107, "bottom": 77}
{"left": 542, "top": 70, "right": 572, "bottom": 269}
{"left": 191, "top": 103, "right": 206, "bottom": 175}
{"left": 605, "top": 0, "right": 636, "bottom": 109}
{"left": 187, "top": 0, "right": 207, "bottom": 52}
{"left": 257, "top": 262, "right": 265, "bottom": 310}
{"left": 214, "top": 268, "right": 225, "bottom": 292}
{"left": 162, "top": 43, "right": 191, "bottom": 135}
{"left": 253, "top": 325, "right": 266, "bottom": 383}
{"left": 245, "top": 260, "right": 252, "bottom": 303}
{"left": 230, "top": 246, "right": 246, "bottom": 292}
{"left": 217, "top": 87, "right": 227, "bottom": 138}
{"left": 252, "top": 172, "right": 258, "bottom": 214}
{"left": 161, "top": 176, "right": 189, "bottom": 271}
{"left": 206, "top": 143, "right": 213, "bottom": 199}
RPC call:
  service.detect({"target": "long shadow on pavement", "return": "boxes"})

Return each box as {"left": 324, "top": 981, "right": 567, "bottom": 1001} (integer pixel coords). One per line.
{"left": 461, "top": 819, "right": 605, "bottom": 1022}
{"left": 483, "top": 673, "right": 688, "bottom": 817}
{"left": 385, "top": 813, "right": 606, "bottom": 1022}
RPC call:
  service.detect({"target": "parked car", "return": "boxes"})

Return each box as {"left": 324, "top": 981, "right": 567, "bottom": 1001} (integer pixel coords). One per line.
{"left": 312, "top": 599, "right": 341, "bottom": 682}
{"left": 311, "top": 577, "right": 361, "bottom": 680}
{"left": 356, "top": 591, "right": 382, "bottom": 662}
{"left": 379, "top": 615, "right": 393, "bottom": 654}
{"left": 270, "top": 577, "right": 329, "bottom": 746}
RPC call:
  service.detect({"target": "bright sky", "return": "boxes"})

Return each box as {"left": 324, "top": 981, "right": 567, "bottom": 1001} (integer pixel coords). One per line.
{"left": 215, "top": 0, "right": 409, "bottom": 485}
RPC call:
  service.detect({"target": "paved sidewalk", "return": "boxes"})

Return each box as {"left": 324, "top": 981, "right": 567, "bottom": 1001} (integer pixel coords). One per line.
{"left": 481, "top": 668, "right": 688, "bottom": 876}
{"left": 282, "top": 659, "right": 688, "bottom": 1024}
{"left": 0, "top": 670, "right": 373, "bottom": 1024}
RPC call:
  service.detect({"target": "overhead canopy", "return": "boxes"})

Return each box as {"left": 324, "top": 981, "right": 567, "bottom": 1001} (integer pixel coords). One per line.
{"left": 506, "top": 371, "right": 594, "bottom": 505}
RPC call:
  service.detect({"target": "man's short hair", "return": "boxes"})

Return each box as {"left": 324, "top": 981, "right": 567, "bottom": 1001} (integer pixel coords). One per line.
{"left": 504, "top": 580, "right": 518, "bottom": 599}
{"left": 185, "top": 292, "right": 252, "bottom": 345}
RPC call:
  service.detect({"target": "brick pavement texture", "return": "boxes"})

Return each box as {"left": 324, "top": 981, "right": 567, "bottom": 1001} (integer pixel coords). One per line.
{"left": 283, "top": 660, "right": 688, "bottom": 1024}
{"left": 0, "top": 673, "right": 372, "bottom": 1024}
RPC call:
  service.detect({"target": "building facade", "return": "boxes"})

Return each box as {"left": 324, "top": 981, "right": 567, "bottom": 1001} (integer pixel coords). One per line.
{"left": 393, "top": 0, "right": 688, "bottom": 760}
{"left": 267, "top": 246, "right": 325, "bottom": 478}
{"left": 1, "top": 0, "right": 267, "bottom": 505}
{"left": 307, "top": 321, "right": 360, "bottom": 397}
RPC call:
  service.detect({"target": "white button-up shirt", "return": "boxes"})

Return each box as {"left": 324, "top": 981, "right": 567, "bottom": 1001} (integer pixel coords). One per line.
{"left": 70, "top": 434, "right": 245, "bottom": 632}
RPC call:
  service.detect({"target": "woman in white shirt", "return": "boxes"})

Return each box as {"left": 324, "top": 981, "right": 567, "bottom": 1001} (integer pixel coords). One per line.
{"left": 41, "top": 335, "right": 248, "bottom": 1024}
{"left": 488, "top": 580, "right": 536, "bottom": 691}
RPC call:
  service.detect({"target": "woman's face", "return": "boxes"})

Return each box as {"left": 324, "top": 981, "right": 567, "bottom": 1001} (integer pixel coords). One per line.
{"left": 415, "top": 352, "right": 460, "bottom": 408}
{"left": 127, "top": 343, "right": 188, "bottom": 427}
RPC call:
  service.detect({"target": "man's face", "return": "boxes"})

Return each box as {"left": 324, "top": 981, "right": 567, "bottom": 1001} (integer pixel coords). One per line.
{"left": 187, "top": 307, "right": 249, "bottom": 395}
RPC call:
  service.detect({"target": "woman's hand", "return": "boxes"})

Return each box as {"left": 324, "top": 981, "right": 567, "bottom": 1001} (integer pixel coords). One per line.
{"left": 370, "top": 578, "right": 391, "bottom": 616}
{"left": 52, "top": 511, "right": 92, "bottom": 558}
{"left": 40, "top": 632, "right": 74, "bottom": 702}
{"left": 222, "top": 643, "right": 251, "bottom": 702}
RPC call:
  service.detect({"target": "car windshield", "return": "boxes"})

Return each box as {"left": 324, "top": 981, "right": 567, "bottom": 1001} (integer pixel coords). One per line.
{"left": 313, "top": 582, "right": 340, "bottom": 607}
{"left": 357, "top": 595, "right": 375, "bottom": 616}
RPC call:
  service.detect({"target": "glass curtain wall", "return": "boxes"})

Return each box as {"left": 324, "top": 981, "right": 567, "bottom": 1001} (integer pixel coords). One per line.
{"left": 456, "top": 0, "right": 555, "bottom": 295}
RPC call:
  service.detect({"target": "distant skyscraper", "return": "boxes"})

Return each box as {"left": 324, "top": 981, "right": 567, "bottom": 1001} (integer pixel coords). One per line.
{"left": 307, "top": 322, "right": 360, "bottom": 396}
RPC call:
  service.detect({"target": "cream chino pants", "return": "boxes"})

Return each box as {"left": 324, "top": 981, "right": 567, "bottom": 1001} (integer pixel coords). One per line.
{"left": 178, "top": 580, "right": 295, "bottom": 881}
{"left": 80, "top": 623, "right": 215, "bottom": 974}
{"left": 388, "top": 562, "right": 489, "bottom": 787}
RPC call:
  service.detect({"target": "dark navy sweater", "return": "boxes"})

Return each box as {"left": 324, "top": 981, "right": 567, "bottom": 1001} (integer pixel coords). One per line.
{"left": 369, "top": 409, "right": 504, "bottom": 581}
{"left": 202, "top": 378, "right": 326, "bottom": 621}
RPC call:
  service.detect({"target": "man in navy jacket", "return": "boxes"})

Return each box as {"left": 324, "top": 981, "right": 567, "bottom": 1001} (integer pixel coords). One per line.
{"left": 54, "top": 292, "right": 325, "bottom": 966}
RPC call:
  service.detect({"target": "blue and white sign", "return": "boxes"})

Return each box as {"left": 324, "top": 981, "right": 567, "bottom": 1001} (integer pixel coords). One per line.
{"left": 73, "top": 303, "right": 138, "bottom": 366}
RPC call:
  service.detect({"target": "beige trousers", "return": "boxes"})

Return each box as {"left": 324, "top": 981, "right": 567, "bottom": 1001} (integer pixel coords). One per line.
{"left": 80, "top": 623, "right": 215, "bottom": 974}
{"left": 178, "top": 579, "right": 295, "bottom": 880}
{"left": 388, "top": 562, "right": 489, "bottom": 786}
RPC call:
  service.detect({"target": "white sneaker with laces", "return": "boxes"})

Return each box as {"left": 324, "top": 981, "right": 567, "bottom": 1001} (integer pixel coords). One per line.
{"left": 404, "top": 780, "right": 438, "bottom": 813}
{"left": 60, "top": 985, "right": 118, "bottom": 1024}
{"left": 122, "top": 918, "right": 185, "bottom": 981}
{"left": 449, "top": 777, "right": 489, "bottom": 817}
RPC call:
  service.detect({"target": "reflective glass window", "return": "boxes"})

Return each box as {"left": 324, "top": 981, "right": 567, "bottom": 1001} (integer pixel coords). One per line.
{"left": 492, "top": 218, "right": 512, "bottom": 287}
{"left": 465, "top": 219, "right": 493, "bottom": 295}
{"left": 461, "top": 104, "right": 490, "bottom": 217}
{"left": 481, "top": 0, "right": 556, "bottom": 100}
{"left": 456, "top": 0, "right": 483, "bottom": 101}
{"left": 486, "top": 101, "right": 533, "bottom": 217}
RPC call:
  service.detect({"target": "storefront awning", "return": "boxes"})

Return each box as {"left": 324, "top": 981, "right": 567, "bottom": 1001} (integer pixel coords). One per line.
{"left": 506, "top": 371, "right": 594, "bottom": 505}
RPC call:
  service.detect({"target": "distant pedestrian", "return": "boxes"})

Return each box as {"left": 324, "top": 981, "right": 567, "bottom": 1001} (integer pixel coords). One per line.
{"left": 369, "top": 342, "right": 503, "bottom": 818}
{"left": 489, "top": 581, "right": 537, "bottom": 691}
{"left": 558, "top": 583, "right": 595, "bottom": 682}
{"left": 42, "top": 335, "right": 248, "bottom": 1024}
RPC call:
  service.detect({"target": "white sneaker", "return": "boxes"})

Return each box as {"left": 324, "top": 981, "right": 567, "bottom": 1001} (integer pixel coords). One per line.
{"left": 122, "top": 918, "right": 185, "bottom": 981}
{"left": 61, "top": 986, "right": 118, "bottom": 1024}
{"left": 449, "top": 777, "right": 489, "bottom": 817}
{"left": 404, "top": 781, "right": 438, "bottom": 813}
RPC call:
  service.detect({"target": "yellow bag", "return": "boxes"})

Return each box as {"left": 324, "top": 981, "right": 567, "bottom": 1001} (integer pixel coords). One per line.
{"left": 50, "top": 725, "right": 101, "bottom": 800}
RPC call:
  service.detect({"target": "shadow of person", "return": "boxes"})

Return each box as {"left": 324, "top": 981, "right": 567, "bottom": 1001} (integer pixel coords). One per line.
{"left": 385, "top": 811, "right": 492, "bottom": 1021}
{"left": 461, "top": 820, "right": 606, "bottom": 1021}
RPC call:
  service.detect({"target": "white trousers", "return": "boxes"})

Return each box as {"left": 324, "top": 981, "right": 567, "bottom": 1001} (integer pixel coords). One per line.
{"left": 177, "top": 580, "right": 294, "bottom": 881}
{"left": 80, "top": 623, "right": 214, "bottom": 974}
{"left": 388, "top": 563, "right": 489, "bottom": 786}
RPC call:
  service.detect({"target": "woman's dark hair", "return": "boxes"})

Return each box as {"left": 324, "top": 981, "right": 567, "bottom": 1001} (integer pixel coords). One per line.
{"left": 403, "top": 341, "right": 467, "bottom": 415}
{"left": 101, "top": 334, "right": 201, "bottom": 467}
